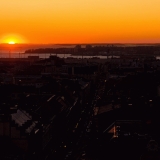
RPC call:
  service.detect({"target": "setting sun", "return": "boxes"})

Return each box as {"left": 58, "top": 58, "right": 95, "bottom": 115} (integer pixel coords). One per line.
{"left": 0, "top": 34, "right": 28, "bottom": 44}
{"left": 8, "top": 41, "right": 15, "bottom": 44}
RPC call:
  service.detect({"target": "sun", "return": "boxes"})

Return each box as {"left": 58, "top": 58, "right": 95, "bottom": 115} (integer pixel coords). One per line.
{"left": 8, "top": 41, "right": 15, "bottom": 44}
{"left": 0, "top": 33, "right": 28, "bottom": 44}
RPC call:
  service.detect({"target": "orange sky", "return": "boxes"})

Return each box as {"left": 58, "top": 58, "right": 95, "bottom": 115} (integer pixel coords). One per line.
{"left": 0, "top": 0, "right": 160, "bottom": 44}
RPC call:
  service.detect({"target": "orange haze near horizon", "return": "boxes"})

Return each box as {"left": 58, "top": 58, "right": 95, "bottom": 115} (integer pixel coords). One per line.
{"left": 0, "top": 0, "right": 160, "bottom": 44}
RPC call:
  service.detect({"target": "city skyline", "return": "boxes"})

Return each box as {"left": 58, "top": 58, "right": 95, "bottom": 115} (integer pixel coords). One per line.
{"left": 0, "top": 0, "right": 160, "bottom": 44}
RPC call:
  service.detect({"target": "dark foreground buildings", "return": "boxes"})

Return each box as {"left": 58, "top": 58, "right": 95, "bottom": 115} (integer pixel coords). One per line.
{"left": 1, "top": 45, "right": 160, "bottom": 159}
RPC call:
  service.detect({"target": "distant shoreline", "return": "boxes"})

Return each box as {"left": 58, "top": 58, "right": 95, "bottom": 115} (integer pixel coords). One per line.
{"left": 0, "top": 43, "right": 160, "bottom": 55}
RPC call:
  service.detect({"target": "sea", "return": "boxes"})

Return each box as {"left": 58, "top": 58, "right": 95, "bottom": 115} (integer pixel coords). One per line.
{"left": 0, "top": 44, "right": 118, "bottom": 59}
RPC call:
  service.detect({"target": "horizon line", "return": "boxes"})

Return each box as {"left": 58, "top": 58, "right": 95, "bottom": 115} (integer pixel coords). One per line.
{"left": 0, "top": 42, "right": 160, "bottom": 45}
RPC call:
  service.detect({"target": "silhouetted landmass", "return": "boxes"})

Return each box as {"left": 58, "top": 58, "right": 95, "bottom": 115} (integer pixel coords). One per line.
{"left": 24, "top": 45, "right": 160, "bottom": 57}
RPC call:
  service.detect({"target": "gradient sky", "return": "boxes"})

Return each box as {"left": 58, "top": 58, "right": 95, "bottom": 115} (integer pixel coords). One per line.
{"left": 0, "top": 0, "right": 160, "bottom": 44}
